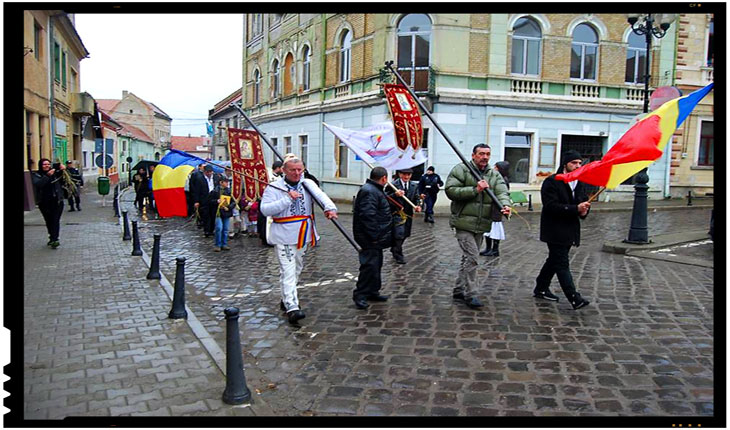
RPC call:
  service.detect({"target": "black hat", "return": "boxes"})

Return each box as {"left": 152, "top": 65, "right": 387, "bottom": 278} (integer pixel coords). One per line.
{"left": 426, "top": 166, "right": 435, "bottom": 172}
{"left": 560, "top": 150, "right": 582, "bottom": 167}
{"left": 65, "top": 160, "right": 73, "bottom": 164}
{"left": 397, "top": 168, "right": 413, "bottom": 174}
{"left": 219, "top": 176, "right": 230, "bottom": 182}
{"left": 204, "top": 164, "right": 214, "bottom": 172}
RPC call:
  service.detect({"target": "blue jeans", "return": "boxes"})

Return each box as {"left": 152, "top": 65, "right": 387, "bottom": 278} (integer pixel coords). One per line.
{"left": 214, "top": 216, "right": 230, "bottom": 247}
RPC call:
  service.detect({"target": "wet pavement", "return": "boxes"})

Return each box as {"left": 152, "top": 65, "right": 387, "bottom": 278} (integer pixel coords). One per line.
{"left": 127, "top": 191, "right": 714, "bottom": 417}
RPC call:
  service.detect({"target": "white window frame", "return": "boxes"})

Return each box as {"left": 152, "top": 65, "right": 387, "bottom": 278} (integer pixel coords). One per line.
{"left": 302, "top": 45, "right": 311, "bottom": 91}
{"left": 253, "top": 68, "right": 261, "bottom": 104}
{"left": 272, "top": 59, "right": 280, "bottom": 98}
{"left": 570, "top": 24, "right": 599, "bottom": 82}
{"left": 501, "top": 127, "right": 539, "bottom": 184}
{"left": 510, "top": 17, "right": 542, "bottom": 76}
{"left": 339, "top": 30, "right": 352, "bottom": 83}
{"left": 334, "top": 137, "right": 349, "bottom": 178}
{"left": 283, "top": 135, "right": 292, "bottom": 155}
{"left": 625, "top": 32, "right": 647, "bottom": 85}
{"left": 396, "top": 14, "right": 432, "bottom": 87}
{"left": 298, "top": 134, "right": 309, "bottom": 166}
{"left": 695, "top": 116, "right": 714, "bottom": 168}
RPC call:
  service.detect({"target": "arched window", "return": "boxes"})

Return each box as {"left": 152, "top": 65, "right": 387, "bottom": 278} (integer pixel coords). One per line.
{"left": 570, "top": 23, "right": 599, "bottom": 80}
{"left": 302, "top": 45, "right": 311, "bottom": 91}
{"left": 339, "top": 30, "right": 352, "bottom": 83}
{"left": 397, "top": 14, "right": 431, "bottom": 90}
{"left": 511, "top": 17, "right": 542, "bottom": 75}
{"left": 284, "top": 53, "right": 294, "bottom": 95}
{"left": 625, "top": 32, "right": 646, "bottom": 84}
{"left": 253, "top": 69, "right": 261, "bottom": 104}
{"left": 272, "top": 59, "right": 280, "bottom": 97}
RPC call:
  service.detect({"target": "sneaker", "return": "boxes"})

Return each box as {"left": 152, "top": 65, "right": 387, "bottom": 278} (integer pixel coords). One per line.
{"left": 50, "top": 241, "right": 60, "bottom": 249}
{"left": 570, "top": 293, "right": 590, "bottom": 310}
{"left": 533, "top": 289, "right": 560, "bottom": 302}
{"left": 221, "top": 246, "right": 231, "bottom": 251}
{"left": 287, "top": 310, "right": 305, "bottom": 324}
{"left": 452, "top": 292, "right": 465, "bottom": 301}
{"left": 214, "top": 247, "right": 222, "bottom": 252}
{"left": 465, "top": 297, "right": 484, "bottom": 309}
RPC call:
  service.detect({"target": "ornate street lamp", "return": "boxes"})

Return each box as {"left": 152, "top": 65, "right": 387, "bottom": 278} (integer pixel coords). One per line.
{"left": 624, "top": 13, "right": 677, "bottom": 244}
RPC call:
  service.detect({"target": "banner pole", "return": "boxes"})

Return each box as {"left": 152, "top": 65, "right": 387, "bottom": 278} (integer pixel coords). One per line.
{"left": 383, "top": 61, "right": 506, "bottom": 214}
{"left": 230, "top": 103, "right": 362, "bottom": 253}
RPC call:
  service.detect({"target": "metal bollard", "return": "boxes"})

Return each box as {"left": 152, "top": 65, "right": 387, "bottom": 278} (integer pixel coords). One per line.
{"left": 687, "top": 190, "right": 693, "bottom": 206}
{"left": 131, "top": 221, "right": 143, "bottom": 256}
{"left": 113, "top": 185, "right": 120, "bottom": 217}
{"left": 168, "top": 257, "right": 188, "bottom": 319}
{"left": 146, "top": 234, "right": 162, "bottom": 280}
{"left": 528, "top": 194, "right": 533, "bottom": 211}
{"left": 122, "top": 211, "right": 132, "bottom": 241}
{"left": 222, "top": 307, "right": 252, "bottom": 405}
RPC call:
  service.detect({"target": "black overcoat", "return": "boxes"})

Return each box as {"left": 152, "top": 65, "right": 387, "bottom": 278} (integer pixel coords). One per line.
{"left": 353, "top": 179, "right": 393, "bottom": 250}
{"left": 539, "top": 174, "right": 589, "bottom": 247}
{"left": 386, "top": 178, "right": 420, "bottom": 239}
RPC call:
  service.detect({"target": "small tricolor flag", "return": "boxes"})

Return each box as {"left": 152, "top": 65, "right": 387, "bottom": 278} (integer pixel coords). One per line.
{"left": 556, "top": 83, "right": 713, "bottom": 188}
{"left": 152, "top": 149, "right": 203, "bottom": 218}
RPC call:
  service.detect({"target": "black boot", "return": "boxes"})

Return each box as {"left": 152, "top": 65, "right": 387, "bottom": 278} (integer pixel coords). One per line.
{"left": 480, "top": 238, "right": 493, "bottom": 256}
{"left": 485, "top": 240, "right": 500, "bottom": 256}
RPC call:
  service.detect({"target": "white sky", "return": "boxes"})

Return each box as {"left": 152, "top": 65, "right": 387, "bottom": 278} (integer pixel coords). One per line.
{"left": 75, "top": 14, "right": 243, "bottom": 138}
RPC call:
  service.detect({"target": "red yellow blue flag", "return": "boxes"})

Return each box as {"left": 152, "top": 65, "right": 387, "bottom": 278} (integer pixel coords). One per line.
{"left": 152, "top": 149, "right": 203, "bottom": 217}
{"left": 556, "top": 83, "right": 713, "bottom": 188}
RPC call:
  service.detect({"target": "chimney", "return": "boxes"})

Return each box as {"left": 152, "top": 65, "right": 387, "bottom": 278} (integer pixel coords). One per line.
{"left": 122, "top": 90, "right": 128, "bottom": 98}
{"left": 188, "top": 133, "right": 191, "bottom": 138}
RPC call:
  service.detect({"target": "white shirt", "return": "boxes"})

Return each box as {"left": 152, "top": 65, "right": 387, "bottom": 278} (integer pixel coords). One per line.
{"left": 260, "top": 177, "right": 337, "bottom": 246}
{"left": 205, "top": 175, "right": 215, "bottom": 192}
{"left": 568, "top": 180, "right": 577, "bottom": 198}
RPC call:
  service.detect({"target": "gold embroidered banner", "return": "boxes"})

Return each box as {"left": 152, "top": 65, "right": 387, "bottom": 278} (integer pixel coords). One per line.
{"left": 227, "top": 128, "right": 268, "bottom": 202}
{"left": 383, "top": 84, "right": 424, "bottom": 154}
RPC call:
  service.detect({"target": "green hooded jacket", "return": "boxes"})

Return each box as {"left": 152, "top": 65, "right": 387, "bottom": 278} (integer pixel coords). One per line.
{"left": 445, "top": 161, "right": 511, "bottom": 234}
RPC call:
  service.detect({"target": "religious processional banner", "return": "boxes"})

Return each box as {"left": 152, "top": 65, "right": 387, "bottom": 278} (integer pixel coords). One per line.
{"left": 382, "top": 84, "right": 424, "bottom": 156}
{"left": 227, "top": 127, "right": 268, "bottom": 202}
{"left": 323, "top": 122, "right": 427, "bottom": 171}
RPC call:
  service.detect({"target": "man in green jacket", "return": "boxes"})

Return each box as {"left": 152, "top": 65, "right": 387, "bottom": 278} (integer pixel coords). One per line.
{"left": 445, "top": 144, "right": 511, "bottom": 309}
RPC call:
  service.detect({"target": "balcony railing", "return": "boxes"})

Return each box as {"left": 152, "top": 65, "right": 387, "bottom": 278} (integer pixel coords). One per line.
{"left": 334, "top": 83, "right": 350, "bottom": 98}
{"left": 571, "top": 84, "right": 600, "bottom": 98}
{"left": 510, "top": 79, "right": 543, "bottom": 94}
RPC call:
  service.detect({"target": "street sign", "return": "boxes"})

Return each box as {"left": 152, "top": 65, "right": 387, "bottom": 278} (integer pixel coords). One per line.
{"left": 95, "top": 138, "right": 114, "bottom": 155}
{"left": 95, "top": 154, "right": 115, "bottom": 169}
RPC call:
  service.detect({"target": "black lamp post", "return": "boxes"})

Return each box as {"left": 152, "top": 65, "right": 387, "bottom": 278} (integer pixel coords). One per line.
{"left": 624, "top": 13, "right": 676, "bottom": 244}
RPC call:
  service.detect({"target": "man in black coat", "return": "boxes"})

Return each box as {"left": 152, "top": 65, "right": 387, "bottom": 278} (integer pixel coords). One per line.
{"left": 387, "top": 168, "right": 422, "bottom": 264}
{"left": 191, "top": 164, "right": 219, "bottom": 237}
{"left": 352, "top": 167, "right": 393, "bottom": 309}
{"left": 65, "top": 160, "right": 84, "bottom": 211}
{"left": 534, "top": 149, "right": 591, "bottom": 310}
{"left": 417, "top": 165, "right": 443, "bottom": 223}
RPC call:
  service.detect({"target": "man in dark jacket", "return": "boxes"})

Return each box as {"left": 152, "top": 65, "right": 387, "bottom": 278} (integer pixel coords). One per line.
{"left": 387, "top": 168, "right": 422, "bottom": 264}
{"left": 32, "top": 158, "right": 66, "bottom": 248}
{"left": 132, "top": 167, "right": 149, "bottom": 212}
{"left": 65, "top": 160, "right": 83, "bottom": 211}
{"left": 417, "top": 166, "right": 443, "bottom": 223}
{"left": 352, "top": 167, "right": 393, "bottom": 309}
{"left": 191, "top": 164, "right": 219, "bottom": 237}
{"left": 534, "top": 149, "right": 591, "bottom": 310}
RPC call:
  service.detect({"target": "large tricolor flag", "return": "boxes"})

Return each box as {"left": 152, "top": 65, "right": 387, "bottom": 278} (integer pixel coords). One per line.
{"left": 556, "top": 83, "right": 713, "bottom": 188}
{"left": 152, "top": 149, "right": 204, "bottom": 218}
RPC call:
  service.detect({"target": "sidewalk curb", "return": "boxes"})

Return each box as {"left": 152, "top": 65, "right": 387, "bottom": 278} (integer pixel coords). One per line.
{"left": 117, "top": 190, "right": 275, "bottom": 416}
{"left": 602, "top": 229, "right": 713, "bottom": 268}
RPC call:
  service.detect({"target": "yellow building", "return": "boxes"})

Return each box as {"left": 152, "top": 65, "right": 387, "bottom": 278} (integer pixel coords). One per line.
{"left": 670, "top": 13, "right": 714, "bottom": 197}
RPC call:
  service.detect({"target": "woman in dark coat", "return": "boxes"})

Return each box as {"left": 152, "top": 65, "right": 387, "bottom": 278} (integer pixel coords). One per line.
{"left": 31, "top": 158, "right": 66, "bottom": 248}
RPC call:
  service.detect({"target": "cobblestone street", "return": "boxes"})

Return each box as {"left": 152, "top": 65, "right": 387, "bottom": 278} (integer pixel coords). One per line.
{"left": 131, "top": 193, "right": 714, "bottom": 418}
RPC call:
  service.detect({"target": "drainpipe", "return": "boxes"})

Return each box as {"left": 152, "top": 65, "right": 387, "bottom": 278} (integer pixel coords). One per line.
{"left": 664, "top": 24, "right": 681, "bottom": 198}
{"left": 48, "top": 14, "right": 56, "bottom": 161}
{"left": 319, "top": 14, "right": 327, "bottom": 179}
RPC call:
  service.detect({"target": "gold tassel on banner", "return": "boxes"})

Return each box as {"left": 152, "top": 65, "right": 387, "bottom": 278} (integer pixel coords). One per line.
{"left": 142, "top": 197, "right": 149, "bottom": 221}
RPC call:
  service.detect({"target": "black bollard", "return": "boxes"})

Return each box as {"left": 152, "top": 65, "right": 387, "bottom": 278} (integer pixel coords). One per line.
{"left": 146, "top": 234, "right": 162, "bottom": 280}
{"left": 528, "top": 194, "right": 533, "bottom": 211}
{"left": 222, "top": 307, "right": 252, "bottom": 405}
{"left": 687, "top": 190, "right": 693, "bottom": 206}
{"left": 113, "top": 185, "right": 119, "bottom": 217}
{"left": 131, "top": 221, "right": 143, "bottom": 256}
{"left": 168, "top": 257, "right": 188, "bottom": 319}
{"left": 122, "top": 210, "right": 132, "bottom": 241}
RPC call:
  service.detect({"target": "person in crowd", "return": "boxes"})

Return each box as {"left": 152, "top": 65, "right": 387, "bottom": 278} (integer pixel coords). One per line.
{"left": 243, "top": 199, "right": 260, "bottom": 237}
{"left": 417, "top": 165, "right": 443, "bottom": 223}
{"left": 533, "top": 150, "right": 591, "bottom": 310}
{"left": 209, "top": 176, "right": 234, "bottom": 252}
{"left": 387, "top": 168, "right": 422, "bottom": 264}
{"left": 303, "top": 162, "right": 320, "bottom": 187}
{"left": 147, "top": 164, "right": 156, "bottom": 215}
{"left": 65, "top": 160, "right": 83, "bottom": 211}
{"left": 481, "top": 160, "right": 510, "bottom": 257}
{"left": 260, "top": 156, "right": 338, "bottom": 325}
{"left": 132, "top": 167, "right": 149, "bottom": 212}
{"left": 188, "top": 163, "right": 206, "bottom": 226}
{"left": 32, "top": 159, "right": 66, "bottom": 249}
{"left": 352, "top": 167, "right": 394, "bottom": 309}
{"left": 192, "top": 165, "right": 218, "bottom": 237}
{"left": 445, "top": 144, "right": 511, "bottom": 309}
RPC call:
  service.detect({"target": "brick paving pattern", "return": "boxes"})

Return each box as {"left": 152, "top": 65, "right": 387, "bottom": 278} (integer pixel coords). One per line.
{"left": 133, "top": 191, "right": 714, "bottom": 417}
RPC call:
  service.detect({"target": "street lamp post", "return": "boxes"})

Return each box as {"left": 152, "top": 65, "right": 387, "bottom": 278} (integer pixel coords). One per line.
{"left": 624, "top": 13, "right": 676, "bottom": 244}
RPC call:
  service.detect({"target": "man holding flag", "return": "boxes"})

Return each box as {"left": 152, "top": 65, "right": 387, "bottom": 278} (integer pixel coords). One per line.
{"left": 533, "top": 150, "right": 591, "bottom": 310}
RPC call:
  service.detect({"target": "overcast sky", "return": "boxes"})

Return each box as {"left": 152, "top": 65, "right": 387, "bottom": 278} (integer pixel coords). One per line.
{"left": 75, "top": 14, "right": 243, "bottom": 138}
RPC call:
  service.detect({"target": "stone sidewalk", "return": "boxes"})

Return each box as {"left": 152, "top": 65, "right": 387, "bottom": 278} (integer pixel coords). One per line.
{"left": 20, "top": 189, "right": 274, "bottom": 422}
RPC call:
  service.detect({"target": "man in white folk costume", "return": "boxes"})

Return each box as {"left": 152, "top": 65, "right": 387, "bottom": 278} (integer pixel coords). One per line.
{"left": 260, "top": 156, "right": 338, "bottom": 325}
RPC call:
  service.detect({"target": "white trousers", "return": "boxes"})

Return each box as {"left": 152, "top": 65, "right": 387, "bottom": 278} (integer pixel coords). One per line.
{"left": 275, "top": 244, "right": 308, "bottom": 312}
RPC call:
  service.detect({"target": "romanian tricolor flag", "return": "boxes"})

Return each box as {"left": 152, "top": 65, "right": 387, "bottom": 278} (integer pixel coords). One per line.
{"left": 152, "top": 149, "right": 203, "bottom": 218}
{"left": 556, "top": 83, "right": 713, "bottom": 188}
